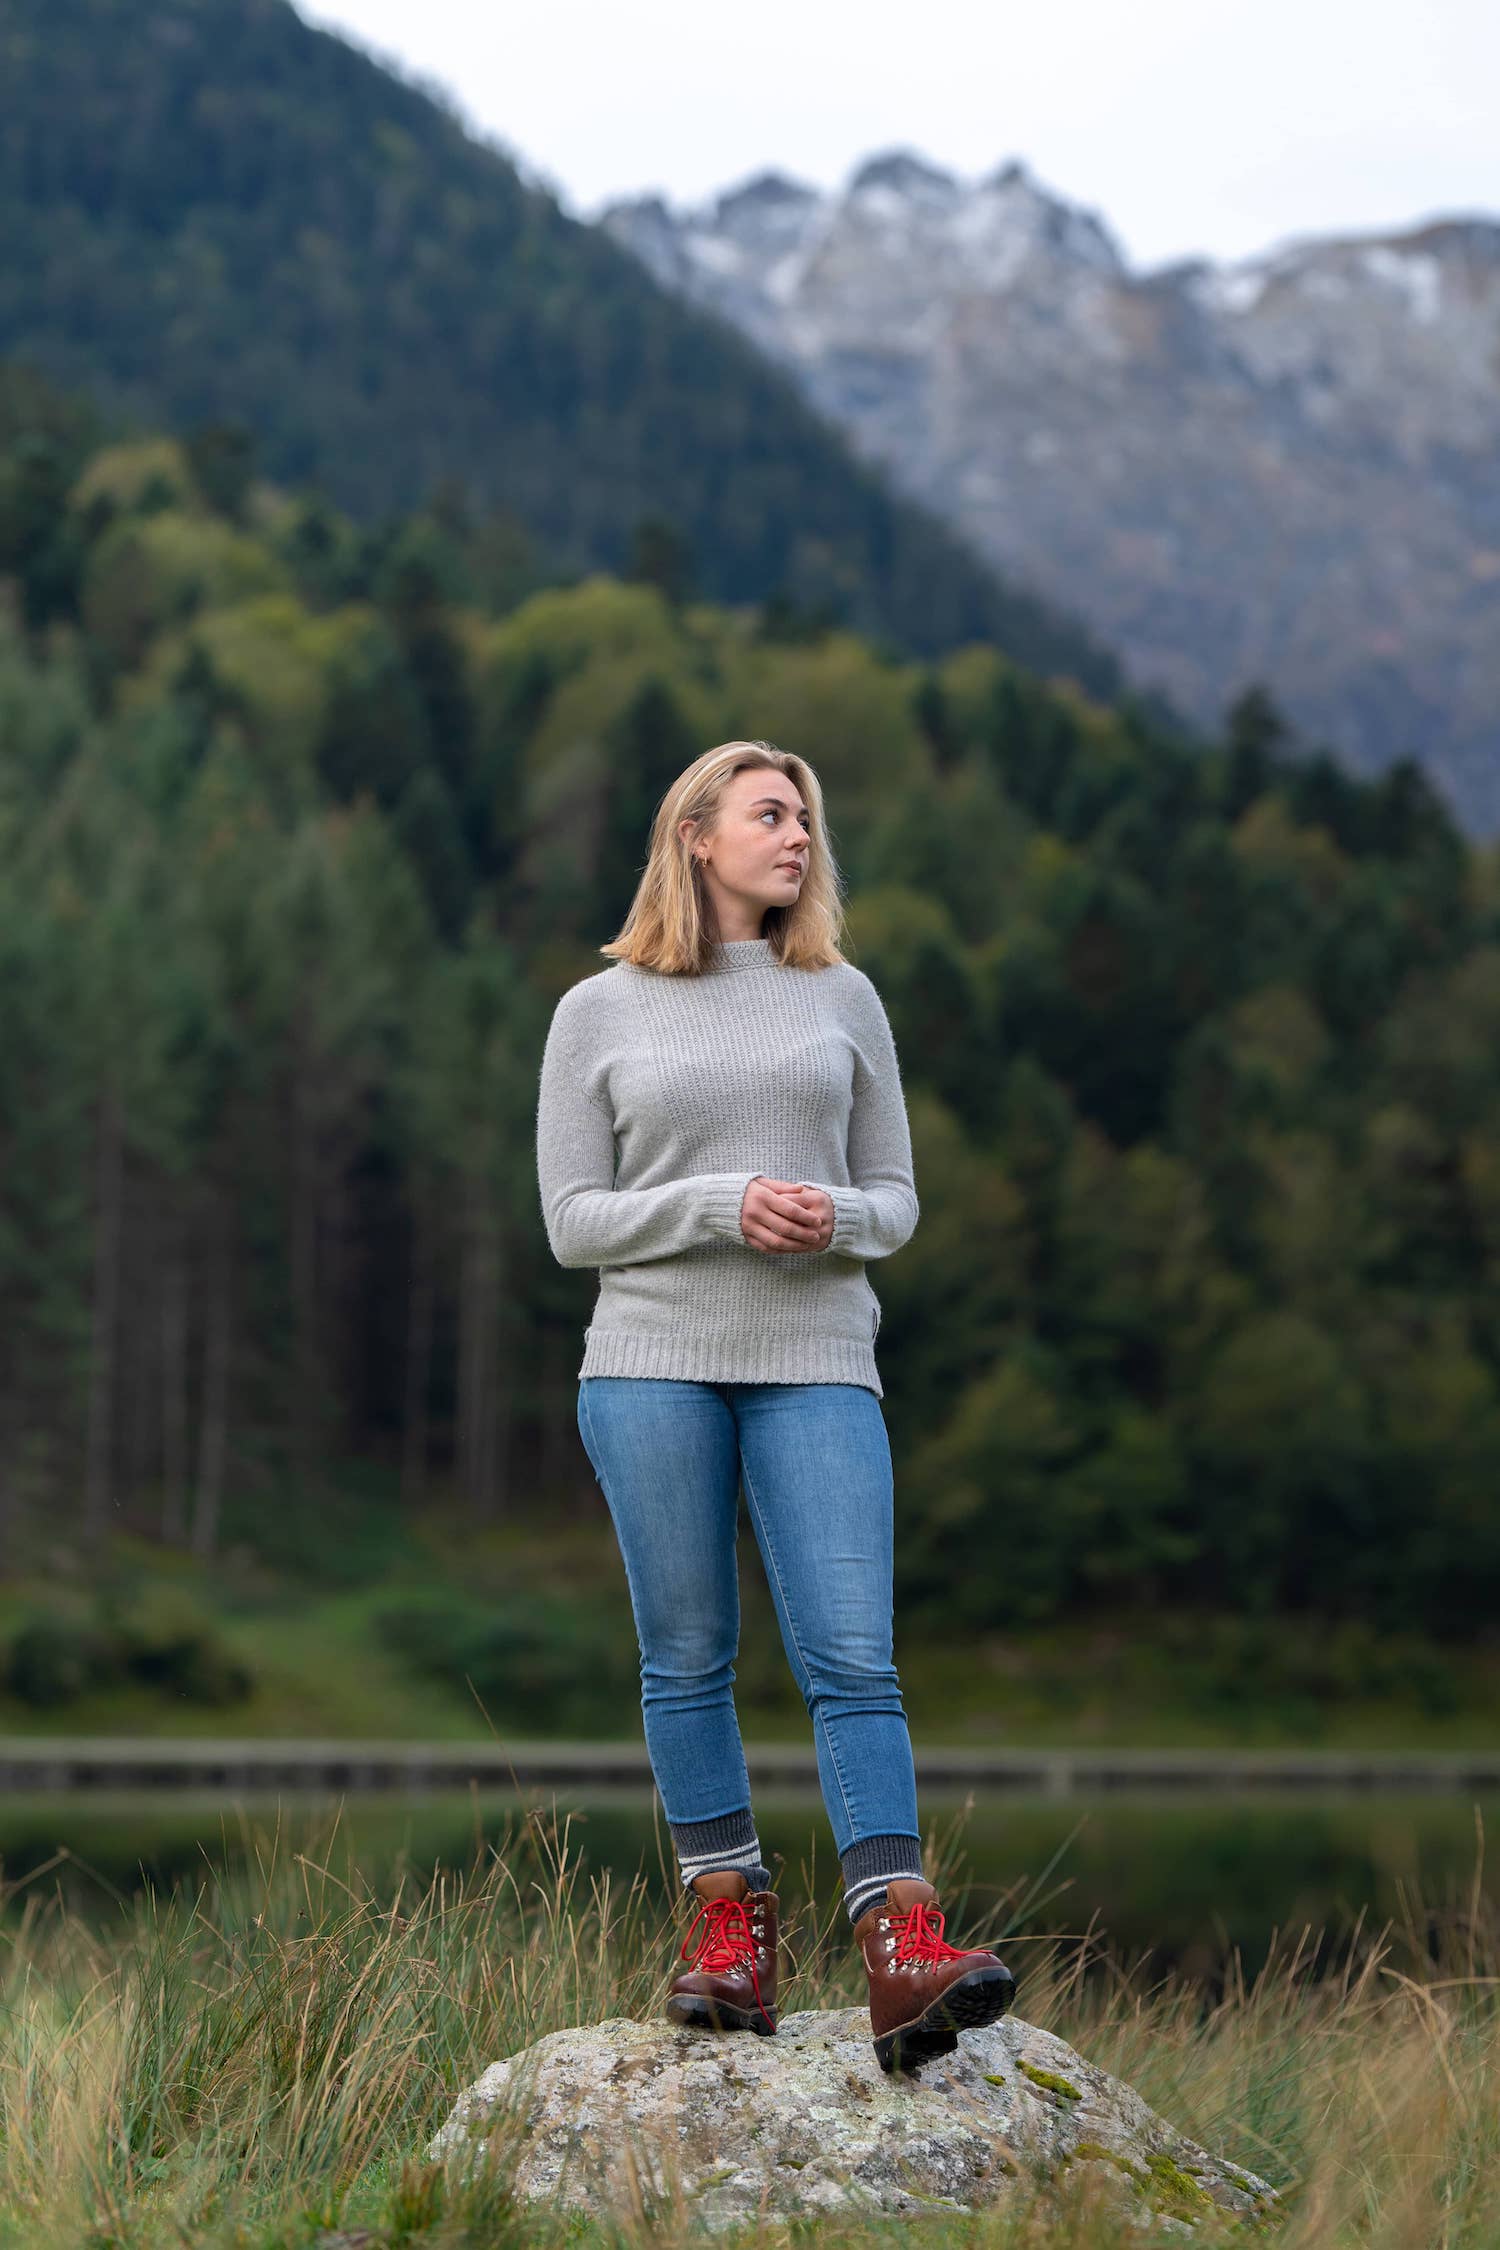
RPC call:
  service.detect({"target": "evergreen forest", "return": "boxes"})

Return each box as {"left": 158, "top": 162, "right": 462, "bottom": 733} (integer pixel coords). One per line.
{"left": 3, "top": 359, "right": 1499, "bottom": 1715}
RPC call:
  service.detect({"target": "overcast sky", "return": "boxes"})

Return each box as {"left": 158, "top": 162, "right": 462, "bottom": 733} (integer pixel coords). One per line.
{"left": 295, "top": 0, "right": 1496, "bottom": 271}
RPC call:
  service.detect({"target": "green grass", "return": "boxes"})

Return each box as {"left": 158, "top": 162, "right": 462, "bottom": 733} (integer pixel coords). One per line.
{"left": 0, "top": 1798, "right": 1495, "bottom": 2247}
{"left": 3, "top": 1505, "right": 1499, "bottom": 1748}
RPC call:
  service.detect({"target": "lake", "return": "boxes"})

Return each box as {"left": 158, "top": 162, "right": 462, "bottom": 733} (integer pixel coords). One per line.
{"left": 3, "top": 1783, "right": 1493, "bottom": 1988}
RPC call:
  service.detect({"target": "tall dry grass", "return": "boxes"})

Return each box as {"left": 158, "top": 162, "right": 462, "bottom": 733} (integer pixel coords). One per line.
{"left": 0, "top": 1794, "right": 1493, "bottom": 2247}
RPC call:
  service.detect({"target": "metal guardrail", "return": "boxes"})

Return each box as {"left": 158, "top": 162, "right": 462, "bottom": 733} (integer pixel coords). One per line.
{"left": 1, "top": 1739, "right": 1498, "bottom": 1796}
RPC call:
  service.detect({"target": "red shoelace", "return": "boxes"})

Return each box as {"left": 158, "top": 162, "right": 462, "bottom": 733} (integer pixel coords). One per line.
{"left": 679, "top": 1896, "right": 771, "bottom": 2016}
{"left": 890, "top": 1900, "right": 972, "bottom": 1967}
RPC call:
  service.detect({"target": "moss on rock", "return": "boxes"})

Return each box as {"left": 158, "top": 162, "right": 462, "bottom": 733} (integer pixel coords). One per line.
{"left": 1017, "top": 2058, "right": 1083, "bottom": 2099}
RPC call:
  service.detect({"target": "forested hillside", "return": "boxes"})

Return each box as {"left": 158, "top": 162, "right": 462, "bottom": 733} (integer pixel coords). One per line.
{"left": 3, "top": 362, "right": 1499, "bottom": 1671}
{"left": 0, "top": 0, "right": 1121, "bottom": 691}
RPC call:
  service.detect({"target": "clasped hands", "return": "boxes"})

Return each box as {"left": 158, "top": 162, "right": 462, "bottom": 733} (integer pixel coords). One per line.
{"left": 739, "top": 1175, "right": 835, "bottom": 1255}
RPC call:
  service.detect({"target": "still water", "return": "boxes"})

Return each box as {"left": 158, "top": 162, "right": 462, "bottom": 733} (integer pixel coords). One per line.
{"left": 3, "top": 1785, "right": 1494, "bottom": 1985}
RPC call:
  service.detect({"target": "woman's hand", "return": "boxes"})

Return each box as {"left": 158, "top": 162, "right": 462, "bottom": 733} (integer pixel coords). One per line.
{"left": 739, "top": 1177, "right": 836, "bottom": 1254}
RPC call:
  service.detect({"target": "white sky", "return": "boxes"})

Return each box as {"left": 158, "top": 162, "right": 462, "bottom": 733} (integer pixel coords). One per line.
{"left": 294, "top": 0, "right": 1496, "bottom": 271}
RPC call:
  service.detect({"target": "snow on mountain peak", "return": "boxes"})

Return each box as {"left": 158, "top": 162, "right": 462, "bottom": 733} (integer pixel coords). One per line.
{"left": 708, "top": 168, "right": 823, "bottom": 260}
{"left": 847, "top": 149, "right": 960, "bottom": 203}
{"left": 713, "top": 169, "right": 820, "bottom": 225}
{"left": 968, "top": 159, "right": 1126, "bottom": 277}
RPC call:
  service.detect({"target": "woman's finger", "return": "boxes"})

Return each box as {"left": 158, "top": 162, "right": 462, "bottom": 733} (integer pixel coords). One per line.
{"left": 768, "top": 1210, "right": 822, "bottom": 1243}
{"left": 748, "top": 1226, "right": 821, "bottom": 1253}
{"left": 745, "top": 1211, "right": 831, "bottom": 1253}
{"left": 752, "top": 1184, "right": 823, "bottom": 1241}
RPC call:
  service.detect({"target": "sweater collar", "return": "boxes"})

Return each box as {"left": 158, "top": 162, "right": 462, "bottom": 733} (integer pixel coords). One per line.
{"left": 704, "top": 937, "right": 776, "bottom": 975}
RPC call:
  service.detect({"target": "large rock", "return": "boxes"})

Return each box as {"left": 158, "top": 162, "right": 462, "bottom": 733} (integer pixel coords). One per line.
{"left": 428, "top": 2006, "right": 1281, "bottom": 2232}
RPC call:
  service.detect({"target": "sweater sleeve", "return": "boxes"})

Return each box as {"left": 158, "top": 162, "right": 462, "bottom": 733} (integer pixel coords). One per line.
{"left": 536, "top": 988, "right": 764, "bottom": 1269}
{"left": 818, "top": 973, "right": 920, "bottom": 1262}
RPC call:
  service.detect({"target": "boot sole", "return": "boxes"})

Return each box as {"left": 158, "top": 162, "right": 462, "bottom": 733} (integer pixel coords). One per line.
{"left": 665, "top": 1992, "right": 777, "bottom": 2036}
{"left": 874, "top": 1964, "right": 1016, "bottom": 2075}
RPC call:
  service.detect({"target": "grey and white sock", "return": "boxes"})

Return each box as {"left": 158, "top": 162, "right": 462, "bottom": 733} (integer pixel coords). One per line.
{"left": 841, "top": 1831, "right": 926, "bottom": 1926}
{"left": 670, "top": 1807, "right": 772, "bottom": 1895}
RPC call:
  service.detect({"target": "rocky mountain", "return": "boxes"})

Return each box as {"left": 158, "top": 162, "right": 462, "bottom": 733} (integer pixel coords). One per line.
{"left": 602, "top": 152, "right": 1500, "bottom": 832}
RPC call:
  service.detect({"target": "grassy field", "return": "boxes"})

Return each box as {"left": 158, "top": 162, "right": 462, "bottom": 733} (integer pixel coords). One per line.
{"left": 3, "top": 1500, "right": 1499, "bottom": 1750}
{"left": 0, "top": 1795, "right": 1495, "bottom": 2247}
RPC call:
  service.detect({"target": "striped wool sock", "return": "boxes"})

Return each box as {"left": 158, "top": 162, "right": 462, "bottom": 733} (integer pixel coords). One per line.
{"left": 670, "top": 1808, "right": 772, "bottom": 1895}
{"left": 841, "top": 1832, "right": 926, "bottom": 1926}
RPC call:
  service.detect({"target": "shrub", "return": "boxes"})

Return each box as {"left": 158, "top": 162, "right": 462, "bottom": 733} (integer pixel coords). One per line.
{"left": 374, "top": 1594, "right": 636, "bottom": 1734}
{"left": 4, "top": 1612, "right": 120, "bottom": 1707}
{"left": 125, "top": 1626, "right": 253, "bottom": 1706}
{"left": 3, "top": 1598, "right": 254, "bottom": 1710}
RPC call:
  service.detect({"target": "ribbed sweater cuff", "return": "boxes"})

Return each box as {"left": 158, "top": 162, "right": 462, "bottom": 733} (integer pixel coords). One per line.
{"left": 827, "top": 1185, "right": 867, "bottom": 1257}
{"left": 701, "top": 1173, "right": 764, "bottom": 1243}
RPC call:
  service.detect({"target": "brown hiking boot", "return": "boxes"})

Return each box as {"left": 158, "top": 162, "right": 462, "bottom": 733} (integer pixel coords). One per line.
{"left": 853, "top": 1874, "right": 1015, "bottom": 2074}
{"left": 664, "top": 1869, "right": 778, "bottom": 2035}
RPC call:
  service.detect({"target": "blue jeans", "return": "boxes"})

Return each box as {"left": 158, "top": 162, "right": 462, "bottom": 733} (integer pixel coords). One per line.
{"left": 576, "top": 1378, "right": 921, "bottom": 1858}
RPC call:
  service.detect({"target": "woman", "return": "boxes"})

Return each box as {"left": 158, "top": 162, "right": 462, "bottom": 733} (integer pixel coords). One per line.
{"left": 535, "top": 737, "right": 1014, "bottom": 2074}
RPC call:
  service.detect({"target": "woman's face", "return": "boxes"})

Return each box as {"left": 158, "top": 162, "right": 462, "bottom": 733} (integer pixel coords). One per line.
{"left": 686, "top": 771, "right": 811, "bottom": 934}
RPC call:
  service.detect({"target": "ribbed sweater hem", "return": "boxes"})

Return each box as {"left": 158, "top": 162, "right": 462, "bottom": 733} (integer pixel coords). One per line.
{"left": 578, "top": 1327, "right": 882, "bottom": 1397}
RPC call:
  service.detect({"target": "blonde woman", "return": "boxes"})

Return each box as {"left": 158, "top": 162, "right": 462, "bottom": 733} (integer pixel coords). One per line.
{"left": 535, "top": 739, "right": 1014, "bottom": 2073}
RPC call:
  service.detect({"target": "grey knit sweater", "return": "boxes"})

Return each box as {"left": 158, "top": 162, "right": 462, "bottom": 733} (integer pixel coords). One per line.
{"left": 535, "top": 936, "right": 919, "bottom": 1396}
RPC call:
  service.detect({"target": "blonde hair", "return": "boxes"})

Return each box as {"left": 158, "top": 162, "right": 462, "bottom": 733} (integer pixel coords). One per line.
{"left": 599, "top": 739, "right": 850, "bottom": 975}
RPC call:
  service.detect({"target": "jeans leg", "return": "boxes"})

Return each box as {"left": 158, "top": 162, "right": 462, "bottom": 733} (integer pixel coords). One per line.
{"left": 733, "top": 1383, "right": 921, "bottom": 1860}
{"left": 576, "top": 1377, "right": 753, "bottom": 1827}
